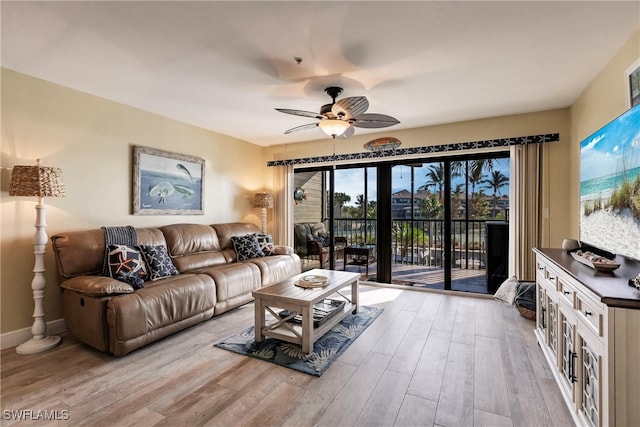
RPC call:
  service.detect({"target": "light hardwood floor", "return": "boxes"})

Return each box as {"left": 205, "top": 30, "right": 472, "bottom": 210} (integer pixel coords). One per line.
{"left": 0, "top": 285, "right": 574, "bottom": 427}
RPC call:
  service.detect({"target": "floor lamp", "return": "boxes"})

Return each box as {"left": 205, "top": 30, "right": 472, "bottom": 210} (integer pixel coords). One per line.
{"left": 253, "top": 192, "right": 273, "bottom": 234}
{"left": 9, "top": 159, "right": 65, "bottom": 355}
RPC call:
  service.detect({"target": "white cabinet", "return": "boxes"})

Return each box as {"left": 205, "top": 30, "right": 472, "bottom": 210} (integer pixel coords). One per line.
{"left": 534, "top": 249, "right": 640, "bottom": 427}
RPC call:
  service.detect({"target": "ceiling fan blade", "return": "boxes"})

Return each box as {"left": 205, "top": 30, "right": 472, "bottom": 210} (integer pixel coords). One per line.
{"left": 332, "top": 96, "right": 369, "bottom": 120}
{"left": 284, "top": 122, "right": 319, "bottom": 134}
{"left": 336, "top": 125, "right": 355, "bottom": 139}
{"left": 351, "top": 113, "right": 400, "bottom": 129}
{"left": 275, "top": 108, "right": 323, "bottom": 120}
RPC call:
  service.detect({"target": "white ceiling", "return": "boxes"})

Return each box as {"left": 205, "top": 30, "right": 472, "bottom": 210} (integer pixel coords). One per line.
{"left": 2, "top": 1, "right": 639, "bottom": 146}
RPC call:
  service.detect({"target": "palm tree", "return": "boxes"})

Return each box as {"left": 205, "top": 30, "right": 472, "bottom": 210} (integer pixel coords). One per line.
{"left": 451, "top": 183, "right": 465, "bottom": 219}
{"left": 366, "top": 200, "right": 377, "bottom": 218}
{"left": 418, "top": 194, "right": 444, "bottom": 219}
{"left": 333, "top": 192, "right": 351, "bottom": 217}
{"left": 469, "top": 165, "right": 484, "bottom": 197}
{"left": 333, "top": 192, "right": 351, "bottom": 207}
{"left": 481, "top": 170, "right": 508, "bottom": 217}
{"left": 419, "top": 163, "right": 445, "bottom": 200}
{"left": 450, "top": 160, "right": 464, "bottom": 179}
{"left": 470, "top": 159, "right": 495, "bottom": 178}
{"left": 355, "top": 194, "right": 366, "bottom": 218}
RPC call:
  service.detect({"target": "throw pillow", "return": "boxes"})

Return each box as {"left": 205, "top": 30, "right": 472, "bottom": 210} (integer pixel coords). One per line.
{"left": 232, "top": 234, "right": 264, "bottom": 261}
{"left": 256, "top": 233, "right": 276, "bottom": 256}
{"left": 140, "top": 245, "right": 180, "bottom": 281}
{"left": 494, "top": 276, "right": 518, "bottom": 305}
{"left": 107, "top": 245, "right": 148, "bottom": 290}
{"left": 315, "top": 232, "right": 329, "bottom": 247}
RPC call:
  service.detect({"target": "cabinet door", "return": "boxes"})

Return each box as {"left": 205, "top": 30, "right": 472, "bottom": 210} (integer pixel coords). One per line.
{"left": 536, "top": 283, "right": 547, "bottom": 337}
{"left": 578, "top": 331, "right": 603, "bottom": 427}
{"left": 558, "top": 305, "right": 578, "bottom": 404}
{"left": 547, "top": 294, "right": 558, "bottom": 360}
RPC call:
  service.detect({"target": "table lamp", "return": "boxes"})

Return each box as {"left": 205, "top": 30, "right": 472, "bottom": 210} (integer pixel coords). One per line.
{"left": 253, "top": 192, "right": 273, "bottom": 233}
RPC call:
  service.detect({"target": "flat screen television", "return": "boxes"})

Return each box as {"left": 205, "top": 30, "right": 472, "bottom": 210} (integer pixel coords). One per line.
{"left": 580, "top": 103, "right": 640, "bottom": 261}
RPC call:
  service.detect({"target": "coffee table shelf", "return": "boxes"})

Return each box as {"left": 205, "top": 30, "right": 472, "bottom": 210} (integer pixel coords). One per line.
{"left": 252, "top": 269, "right": 360, "bottom": 354}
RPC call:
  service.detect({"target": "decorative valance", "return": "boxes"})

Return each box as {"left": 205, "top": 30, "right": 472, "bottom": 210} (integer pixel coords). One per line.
{"left": 266, "top": 133, "right": 559, "bottom": 167}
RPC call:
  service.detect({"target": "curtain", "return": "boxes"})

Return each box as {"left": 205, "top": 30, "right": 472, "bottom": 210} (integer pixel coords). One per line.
{"left": 272, "top": 165, "right": 294, "bottom": 247}
{"left": 509, "top": 143, "right": 543, "bottom": 282}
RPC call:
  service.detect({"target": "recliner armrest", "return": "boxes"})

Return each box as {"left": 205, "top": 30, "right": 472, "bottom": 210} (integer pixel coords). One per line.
{"left": 60, "top": 275, "right": 134, "bottom": 297}
{"left": 274, "top": 245, "right": 294, "bottom": 255}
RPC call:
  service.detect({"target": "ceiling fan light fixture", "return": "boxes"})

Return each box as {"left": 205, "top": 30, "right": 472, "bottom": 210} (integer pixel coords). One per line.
{"left": 276, "top": 87, "right": 399, "bottom": 138}
{"left": 318, "top": 119, "right": 349, "bottom": 138}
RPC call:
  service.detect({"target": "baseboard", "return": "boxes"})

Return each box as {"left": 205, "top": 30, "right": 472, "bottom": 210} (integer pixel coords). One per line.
{"left": 0, "top": 319, "right": 67, "bottom": 351}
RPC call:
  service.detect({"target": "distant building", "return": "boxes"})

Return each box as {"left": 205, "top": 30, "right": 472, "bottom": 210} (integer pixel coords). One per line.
{"left": 391, "top": 189, "right": 509, "bottom": 219}
{"left": 392, "top": 189, "right": 431, "bottom": 219}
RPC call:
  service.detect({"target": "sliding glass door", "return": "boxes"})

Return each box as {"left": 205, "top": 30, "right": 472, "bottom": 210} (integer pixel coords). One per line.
{"left": 390, "top": 162, "right": 446, "bottom": 288}
{"left": 293, "top": 152, "right": 509, "bottom": 294}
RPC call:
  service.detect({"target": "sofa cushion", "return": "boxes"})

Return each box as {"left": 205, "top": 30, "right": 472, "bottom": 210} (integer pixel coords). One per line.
{"left": 106, "top": 273, "right": 216, "bottom": 343}
{"left": 51, "top": 227, "right": 167, "bottom": 280}
{"left": 192, "top": 262, "right": 262, "bottom": 314}
{"left": 309, "top": 222, "right": 326, "bottom": 237}
{"left": 141, "top": 245, "right": 180, "bottom": 281}
{"left": 248, "top": 253, "right": 302, "bottom": 287}
{"left": 160, "top": 224, "right": 227, "bottom": 272}
{"left": 231, "top": 234, "right": 264, "bottom": 260}
{"left": 51, "top": 229, "right": 106, "bottom": 278}
{"left": 161, "top": 224, "right": 221, "bottom": 256}
{"left": 107, "top": 245, "right": 147, "bottom": 289}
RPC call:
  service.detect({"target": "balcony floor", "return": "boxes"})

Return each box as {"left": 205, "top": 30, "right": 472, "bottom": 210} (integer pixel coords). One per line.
{"left": 302, "top": 258, "right": 489, "bottom": 294}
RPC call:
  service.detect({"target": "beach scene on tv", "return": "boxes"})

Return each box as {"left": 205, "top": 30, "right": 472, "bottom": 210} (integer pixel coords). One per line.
{"left": 580, "top": 104, "right": 640, "bottom": 261}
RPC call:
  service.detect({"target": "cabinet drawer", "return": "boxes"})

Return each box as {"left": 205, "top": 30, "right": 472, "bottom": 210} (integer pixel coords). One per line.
{"left": 536, "top": 260, "right": 558, "bottom": 289}
{"left": 576, "top": 294, "right": 604, "bottom": 337}
{"left": 536, "top": 261, "right": 547, "bottom": 283}
{"left": 557, "top": 278, "right": 576, "bottom": 308}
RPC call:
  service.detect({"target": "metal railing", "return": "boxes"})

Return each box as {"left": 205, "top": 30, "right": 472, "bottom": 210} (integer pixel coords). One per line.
{"left": 331, "top": 218, "right": 488, "bottom": 270}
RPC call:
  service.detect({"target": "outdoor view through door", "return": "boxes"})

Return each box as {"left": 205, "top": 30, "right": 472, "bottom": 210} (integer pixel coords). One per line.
{"left": 293, "top": 153, "right": 510, "bottom": 294}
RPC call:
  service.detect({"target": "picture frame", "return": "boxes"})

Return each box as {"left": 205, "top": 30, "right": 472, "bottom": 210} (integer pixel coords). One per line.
{"left": 132, "top": 145, "right": 204, "bottom": 215}
{"left": 624, "top": 58, "right": 640, "bottom": 108}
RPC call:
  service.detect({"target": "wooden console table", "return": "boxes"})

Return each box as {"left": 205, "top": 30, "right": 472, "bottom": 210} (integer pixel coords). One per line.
{"left": 533, "top": 248, "right": 640, "bottom": 427}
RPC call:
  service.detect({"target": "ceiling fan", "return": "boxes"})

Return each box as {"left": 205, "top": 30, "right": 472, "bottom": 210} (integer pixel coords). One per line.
{"left": 275, "top": 87, "right": 400, "bottom": 139}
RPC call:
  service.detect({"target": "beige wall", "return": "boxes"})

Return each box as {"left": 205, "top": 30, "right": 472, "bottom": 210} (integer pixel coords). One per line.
{"left": 569, "top": 29, "right": 640, "bottom": 236}
{"left": 1, "top": 69, "right": 268, "bottom": 333}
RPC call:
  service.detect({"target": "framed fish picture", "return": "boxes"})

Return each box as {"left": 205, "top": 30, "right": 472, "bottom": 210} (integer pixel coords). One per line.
{"left": 132, "top": 145, "right": 204, "bottom": 215}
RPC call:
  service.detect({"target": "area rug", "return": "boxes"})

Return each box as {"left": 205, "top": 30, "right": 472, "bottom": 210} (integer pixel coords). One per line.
{"left": 214, "top": 305, "right": 382, "bottom": 376}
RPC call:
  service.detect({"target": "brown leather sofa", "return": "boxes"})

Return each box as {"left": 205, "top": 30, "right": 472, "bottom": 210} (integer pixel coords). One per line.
{"left": 51, "top": 222, "right": 301, "bottom": 356}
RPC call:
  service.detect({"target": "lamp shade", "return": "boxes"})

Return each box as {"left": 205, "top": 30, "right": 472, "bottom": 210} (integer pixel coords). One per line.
{"left": 9, "top": 159, "right": 65, "bottom": 198}
{"left": 253, "top": 192, "right": 273, "bottom": 209}
{"left": 318, "top": 119, "right": 350, "bottom": 138}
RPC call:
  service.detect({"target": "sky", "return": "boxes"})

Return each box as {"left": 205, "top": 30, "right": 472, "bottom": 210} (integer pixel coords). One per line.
{"left": 580, "top": 103, "right": 640, "bottom": 182}
{"left": 334, "top": 159, "right": 511, "bottom": 205}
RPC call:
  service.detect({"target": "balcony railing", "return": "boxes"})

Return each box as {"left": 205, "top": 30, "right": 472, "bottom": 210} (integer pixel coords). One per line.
{"left": 331, "top": 218, "right": 488, "bottom": 270}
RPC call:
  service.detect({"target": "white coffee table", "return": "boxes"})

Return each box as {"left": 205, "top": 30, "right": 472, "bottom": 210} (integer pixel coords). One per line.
{"left": 252, "top": 269, "right": 360, "bottom": 354}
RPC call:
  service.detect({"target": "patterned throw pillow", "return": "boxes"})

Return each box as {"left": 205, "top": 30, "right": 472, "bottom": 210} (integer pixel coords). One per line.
{"left": 231, "top": 234, "right": 264, "bottom": 261}
{"left": 256, "top": 233, "right": 276, "bottom": 256}
{"left": 140, "top": 245, "right": 180, "bottom": 281}
{"left": 315, "top": 232, "right": 329, "bottom": 247}
{"left": 107, "top": 245, "right": 148, "bottom": 290}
